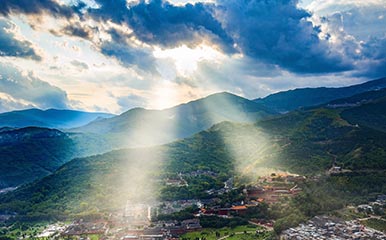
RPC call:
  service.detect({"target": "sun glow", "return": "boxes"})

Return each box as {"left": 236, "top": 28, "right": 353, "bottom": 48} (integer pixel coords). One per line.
{"left": 152, "top": 81, "right": 178, "bottom": 110}
{"left": 153, "top": 44, "right": 224, "bottom": 77}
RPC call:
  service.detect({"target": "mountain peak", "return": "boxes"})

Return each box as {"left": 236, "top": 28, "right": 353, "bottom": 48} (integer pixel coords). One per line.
{"left": 71, "top": 91, "right": 275, "bottom": 147}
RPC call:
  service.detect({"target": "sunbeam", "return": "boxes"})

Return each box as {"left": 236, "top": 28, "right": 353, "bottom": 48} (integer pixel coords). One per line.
{"left": 197, "top": 92, "right": 279, "bottom": 182}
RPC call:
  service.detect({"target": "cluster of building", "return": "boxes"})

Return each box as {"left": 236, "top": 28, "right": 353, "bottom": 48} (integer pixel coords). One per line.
{"left": 61, "top": 219, "right": 108, "bottom": 237}
{"left": 164, "top": 175, "right": 188, "bottom": 187}
{"left": 35, "top": 223, "right": 68, "bottom": 238}
{"left": 158, "top": 199, "right": 202, "bottom": 215}
{"left": 106, "top": 218, "right": 202, "bottom": 240}
{"left": 281, "top": 216, "right": 386, "bottom": 240}
{"left": 328, "top": 166, "right": 352, "bottom": 175}
{"left": 257, "top": 173, "right": 306, "bottom": 184}
{"left": 199, "top": 205, "right": 248, "bottom": 216}
{"left": 163, "top": 171, "right": 219, "bottom": 188}
{"left": 201, "top": 177, "right": 234, "bottom": 196}
{"left": 357, "top": 194, "right": 386, "bottom": 214}
{"left": 244, "top": 173, "right": 304, "bottom": 204}
{"left": 180, "top": 170, "right": 218, "bottom": 178}
{"left": 38, "top": 214, "right": 201, "bottom": 239}
{"left": 245, "top": 185, "right": 302, "bottom": 204}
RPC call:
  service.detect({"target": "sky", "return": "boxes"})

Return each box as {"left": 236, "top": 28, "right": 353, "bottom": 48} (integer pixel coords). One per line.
{"left": 0, "top": 0, "right": 385, "bottom": 114}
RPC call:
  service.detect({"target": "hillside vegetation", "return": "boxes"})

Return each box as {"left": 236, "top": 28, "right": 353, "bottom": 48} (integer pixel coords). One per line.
{"left": 2, "top": 105, "right": 386, "bottom": 220}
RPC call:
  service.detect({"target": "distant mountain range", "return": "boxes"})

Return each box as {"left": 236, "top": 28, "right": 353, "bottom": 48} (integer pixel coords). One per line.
{"left": 0, "top": 109, "right": 114, "bottom": 129}
{"left": 1, "top": 77, "right": 385, "bottom": 140}
{"left": 255, "top": 77, "right": 386, "bottom": 112}
{"left": 1, "top": 77, "right": 386, "bottom": 192}
{"left": 70, "top": 92, "right": 275, "bottom": 147}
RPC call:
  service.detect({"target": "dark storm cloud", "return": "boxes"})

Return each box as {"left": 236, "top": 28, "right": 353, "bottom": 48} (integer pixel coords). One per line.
{"left": 216, "top": 0, "right": 352, "bottom": 74}
{"left": 0, "top": 0, "right": 352, "bottom": 74}
{"left": 0, "top": 19, "right": 42, "bottom": 60}
{"left": 0, "top": 0, "right": 75, "bottom": 18}
{"left": 2, "top": 0, "right": 384, "bottom": 78}
{"left": 83, "top": 0, "right": 352, "bottom": 74}
{"left": 88, "top": 0, "right": 235, "bottom": 52}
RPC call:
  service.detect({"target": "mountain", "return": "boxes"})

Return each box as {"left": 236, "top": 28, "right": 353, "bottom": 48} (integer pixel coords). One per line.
{"left": 0, "top": 121, "right": 270, "bottom": 220}
{"left": 317, "top": 88, "right": 386, "bottom": 133}
{"left": 70, "top": 92, "right": 275, "bottom": 147}
{"left": 258, "top": 108, "right": 386, "bottom": 172}
{"left": 3, "top": 105, "right": 386, "bottom": 220}
{"left": 0, "top": 127, "right": 78, "bottom": 189}
{"left": 340, "top": 95, "right": 386, "bottom": 133}
{"left": 0, "top": 127, "right": 113, "bottom": 189}
{"left": 0, "top": 108, "right": 114, "bottom": 129}
{"left": 254, "top": 77, "right": 386, "bottom": 112}
{"left": 326, "top": 88, "right": 386, "bottom": 108}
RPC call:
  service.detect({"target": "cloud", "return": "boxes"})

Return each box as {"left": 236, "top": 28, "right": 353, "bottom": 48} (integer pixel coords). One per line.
{"left": 0, "top": 92, "right": 35, "bottom": 113}
{"left": 336, "top": 6, "right": 386, "bottom": 40}
{"left": 215, "top": 0, "right": 352, "bottom": 74}
{"left": 100, "top": 40, "right": 157, "bottom": 72}
{"left": 70, "top": 60, "right": 89, "bottom": 70}
{"left": 0, "top": 0, "right": 75, "bottom": 19}
{"left": 313, "top": 4, "right": 386, "bottom": 78}
{"left": 0, "top": 62, "right": 70, "bottom": 109}
{"left": 76, "top": 0, "right": 386, "bottom": 78}
{"left": 87, "top": 0, "right": 235, "bottom": 52}
{"left": 355, "top": 37, "right": 386, "bottom": 78}
{"left": 0, "top": 18, "right": 42, "bottom": 60}
{"left": 0, "top": 0, "right": 385, "bottom": 97}
{"left": 60, "top": 23, "right": 94, "bottom": 39}
{"left": 117, "top": 94, "right": 147, "bottom": 110}
{"left": 306, "top": 0, "right": 386, "bottom": 15}
{"left": 0, "top": 0, "right": 354, "bottom": 75}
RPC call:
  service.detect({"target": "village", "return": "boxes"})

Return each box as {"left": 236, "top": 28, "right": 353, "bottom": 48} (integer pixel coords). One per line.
{"left": 280, "top": 215, "right": 386, "bottom": 239}
{"left": 32, "top": 172, "right": 306, "bottom": 239}
{"left": 281, "top": 195, "right": 386, "bottom": 239}
{"left": 15, "top": 174, "right": 386, "bottom": 239}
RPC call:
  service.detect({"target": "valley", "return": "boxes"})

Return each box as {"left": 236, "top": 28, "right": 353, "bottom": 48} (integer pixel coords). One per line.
{"left": 1, "top": 78, "right": 386, "bottom": 239}
{"left": 1, "top": 0, "right": 386, "bottom": 238}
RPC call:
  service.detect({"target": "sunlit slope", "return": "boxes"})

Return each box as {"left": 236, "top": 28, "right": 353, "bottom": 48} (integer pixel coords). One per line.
{"left": 2, "top": 107, "right": 386, "bottom": 220}
{"left": 70, "top": 92, "right": 275, "bottom": 147}
{"left": 0, "top": 122, "right": 273, "bottom": 220}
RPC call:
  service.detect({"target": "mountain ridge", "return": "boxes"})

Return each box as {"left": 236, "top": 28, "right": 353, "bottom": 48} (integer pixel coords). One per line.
{"left": 0, "top": 108, "right": 115, "bottom": 129}
{"left": 69, "top": 92, "right": 275, "bottom": 147}
{"left": 254, "top": 77, "right": 386, "bottom": 112}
